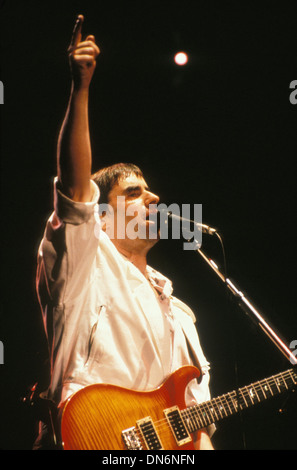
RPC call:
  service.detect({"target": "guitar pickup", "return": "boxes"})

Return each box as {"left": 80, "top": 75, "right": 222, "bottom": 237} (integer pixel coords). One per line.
{"left": 164, "top": 406, "right": 192, "bottom": 446}
{"left": 136, "top": 416, "right": 163, "bottom": 450}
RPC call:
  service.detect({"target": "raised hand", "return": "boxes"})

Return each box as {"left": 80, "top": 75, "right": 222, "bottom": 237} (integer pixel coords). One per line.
{"left": 68, "top": 15, "right": 100, "bottom": 89}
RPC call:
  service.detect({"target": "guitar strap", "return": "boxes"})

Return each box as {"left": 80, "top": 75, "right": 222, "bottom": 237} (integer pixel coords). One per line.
{"left": 183, "top": 334, "right": 203, "bottom": 384}
{"left": 170, "top": 296, "right": 204, "bottom": 384}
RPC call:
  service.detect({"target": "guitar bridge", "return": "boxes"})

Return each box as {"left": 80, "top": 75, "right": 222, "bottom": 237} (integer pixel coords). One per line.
{"left": 122, "top": 426, "right": 143, "bottom": 450}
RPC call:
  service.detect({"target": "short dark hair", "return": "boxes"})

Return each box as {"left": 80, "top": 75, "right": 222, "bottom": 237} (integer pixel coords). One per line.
{"left": 92, "top": 163, "right": 144, "bottom": 205}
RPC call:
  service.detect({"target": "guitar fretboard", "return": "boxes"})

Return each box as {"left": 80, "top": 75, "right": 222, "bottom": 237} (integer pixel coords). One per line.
{"left": 182, "top": 368, "right": 296, "bottom": 433}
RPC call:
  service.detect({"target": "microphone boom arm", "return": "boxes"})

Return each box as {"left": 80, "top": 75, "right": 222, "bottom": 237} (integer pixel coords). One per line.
{"left": 196, "top": 244, "right": 297, "bottom": 366}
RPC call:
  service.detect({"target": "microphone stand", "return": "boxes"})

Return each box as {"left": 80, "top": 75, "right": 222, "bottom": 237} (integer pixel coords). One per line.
{"left": 195, "top": 236, "right": 297, "bottom": 366}
{"left": 162, "top": 212, "right": 295, "bottom": 366}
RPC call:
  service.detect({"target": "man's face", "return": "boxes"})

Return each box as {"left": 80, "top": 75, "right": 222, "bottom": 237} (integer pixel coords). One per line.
{"left": 102, "top": 173, "right": 160, "bottom": 254}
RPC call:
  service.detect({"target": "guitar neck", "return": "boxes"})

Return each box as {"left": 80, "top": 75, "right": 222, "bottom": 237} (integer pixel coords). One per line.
{"left": 182, "top": 368, "right": 296, "bottom": 433}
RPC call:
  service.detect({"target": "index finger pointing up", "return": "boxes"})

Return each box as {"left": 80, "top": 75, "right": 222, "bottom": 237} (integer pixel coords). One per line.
{"left": 69, "top": 14, "right": 84, "bottom": 49}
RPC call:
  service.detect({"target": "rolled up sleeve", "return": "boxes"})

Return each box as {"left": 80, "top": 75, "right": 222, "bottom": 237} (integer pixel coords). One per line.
{"left": 54, "top": 178, "right": 100, "bottom": 225}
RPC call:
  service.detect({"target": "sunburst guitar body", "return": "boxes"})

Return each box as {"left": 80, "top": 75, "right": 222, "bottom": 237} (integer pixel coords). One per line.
{"left": 61, "top": 366, "right": 199, "bottom": 450}
{"left": 60, "top": 364, "right": 296, "bottom": 450}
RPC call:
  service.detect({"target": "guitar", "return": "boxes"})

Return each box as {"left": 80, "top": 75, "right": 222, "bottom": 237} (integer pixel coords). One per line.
{"left": 61, "top": 365, "right": 296, "bottom": 450}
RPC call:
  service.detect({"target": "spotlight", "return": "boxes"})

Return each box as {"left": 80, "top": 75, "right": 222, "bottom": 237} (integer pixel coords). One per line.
{"left": 174, "top": 52, "right": 188, "bottom": 66}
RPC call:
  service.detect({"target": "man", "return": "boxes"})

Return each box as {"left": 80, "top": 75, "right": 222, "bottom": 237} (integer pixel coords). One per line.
{"left": 36, "top": 15, "right": 214, "bottom": 450}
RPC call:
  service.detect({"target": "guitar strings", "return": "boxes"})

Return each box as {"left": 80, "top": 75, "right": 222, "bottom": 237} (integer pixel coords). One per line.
{"left": 125, "top": 370, "right": 295, "bottom": 447}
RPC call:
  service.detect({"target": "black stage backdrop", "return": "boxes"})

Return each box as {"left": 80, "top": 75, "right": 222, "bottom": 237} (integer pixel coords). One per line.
{"left": 1, "top": 0, "right": 296, "bottom": 450}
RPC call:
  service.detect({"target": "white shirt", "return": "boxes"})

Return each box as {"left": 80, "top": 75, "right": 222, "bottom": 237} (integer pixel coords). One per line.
{"left": 36, "top": 179, "right": 212, "bottom": 411}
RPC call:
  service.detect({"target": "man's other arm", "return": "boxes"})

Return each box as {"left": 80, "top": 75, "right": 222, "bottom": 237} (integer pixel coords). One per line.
{"left": 193, "top": 429, "right": 214, "bottom": 450}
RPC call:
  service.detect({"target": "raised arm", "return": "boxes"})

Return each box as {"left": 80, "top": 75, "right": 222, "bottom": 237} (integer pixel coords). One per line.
{"left": 57, "top": 15, "right": 100, "bottom": 202}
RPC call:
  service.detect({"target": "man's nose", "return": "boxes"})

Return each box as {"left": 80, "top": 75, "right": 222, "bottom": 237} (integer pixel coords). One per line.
{"left": 145, "top": 191, "right": 160, "bottom": 205}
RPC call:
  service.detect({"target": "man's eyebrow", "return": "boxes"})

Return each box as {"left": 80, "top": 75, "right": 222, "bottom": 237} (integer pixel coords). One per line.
{"left": 122, "top": 184, "right": 150, "bottom": 194}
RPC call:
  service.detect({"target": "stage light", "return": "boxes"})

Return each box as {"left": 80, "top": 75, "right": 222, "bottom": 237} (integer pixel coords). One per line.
{"left": 174, "top": 52, "right": 188, "bottom": 66}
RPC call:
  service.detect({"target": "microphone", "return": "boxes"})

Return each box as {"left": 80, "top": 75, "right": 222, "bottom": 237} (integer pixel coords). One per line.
{"left": 158, "top": 208, "right": 217, "bottom": 236}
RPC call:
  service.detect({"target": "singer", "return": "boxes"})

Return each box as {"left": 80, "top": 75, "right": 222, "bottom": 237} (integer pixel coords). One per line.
{"left": 35, "top": 15, "right": 214, "bottom": 450}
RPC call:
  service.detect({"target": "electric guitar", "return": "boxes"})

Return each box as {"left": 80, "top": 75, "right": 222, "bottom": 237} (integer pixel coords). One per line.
{"left": 61, "top": 365, "right": 296, "bottom": 450}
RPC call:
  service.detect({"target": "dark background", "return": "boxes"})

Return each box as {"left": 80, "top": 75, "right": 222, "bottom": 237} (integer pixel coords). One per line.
{"left": 1, "top": 0, "right": 296, "bottom": 450}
